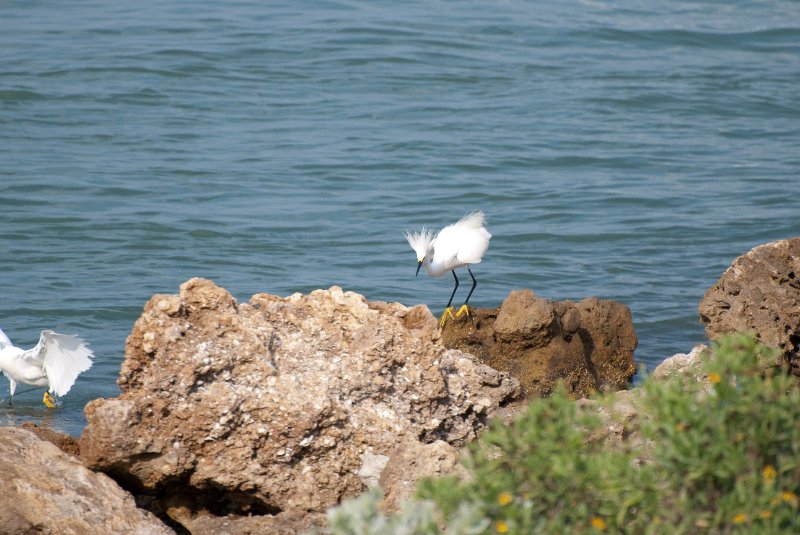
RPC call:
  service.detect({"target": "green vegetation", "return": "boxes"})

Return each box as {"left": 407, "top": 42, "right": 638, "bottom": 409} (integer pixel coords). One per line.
{"left": 323, "top": 334, "right": 800, "bottom": 534}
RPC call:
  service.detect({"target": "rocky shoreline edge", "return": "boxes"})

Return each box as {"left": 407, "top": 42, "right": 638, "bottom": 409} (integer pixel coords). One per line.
{"left": 2, "top": 237, "right": 798, "bottom": 535}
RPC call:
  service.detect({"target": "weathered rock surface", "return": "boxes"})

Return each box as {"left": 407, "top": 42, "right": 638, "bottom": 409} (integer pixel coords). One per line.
{"left": 0, "top": 427, "right": 173, "bottom": 535}
{"left": 79, "top": 279, "right": 521, "bottom": 533}
{"left": 19, "top": 421, "right": 81, "bottom": 457}
{"left": 699, "top": 237, "right": 800, "bottom": 376}
{"left": 651, "top": 344, "right": 711, "bottom": 384}
{"left": 441, "top": 289, "right": 638, "bottom": 397}
{"left": 379, "top": 438, "right": 469, "bottom": 512}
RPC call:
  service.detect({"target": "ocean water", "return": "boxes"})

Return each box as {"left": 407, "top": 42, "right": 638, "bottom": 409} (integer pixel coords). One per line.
{"left": 1, "top": 1, "right": 798, "bottom": 436}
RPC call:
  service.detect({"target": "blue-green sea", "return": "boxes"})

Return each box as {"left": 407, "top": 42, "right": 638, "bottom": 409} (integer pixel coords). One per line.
{"left": 2, "top": 1, "right": 799, "bottom": 436}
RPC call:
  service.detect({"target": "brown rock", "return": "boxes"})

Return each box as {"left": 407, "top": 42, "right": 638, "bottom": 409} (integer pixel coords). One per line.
{"left": 379, "top": 439, "right": 469, "bottom": 512}
{"left": 441, "top": 289, "right": 637, "bottom": 398}
{"left": 163, "top": 502, "right": 324, "bottom": 535}
{"left": 79, "top": 279, "right": 521, "bottom": 533}
{"left": 0, "top": 427, "right": 173, "bottom": 535}
{"left": 19, "top": 422, "right": 80, "bottom": 457}
{"left": 699, "top": 238, "right": 800, "bottom": 374}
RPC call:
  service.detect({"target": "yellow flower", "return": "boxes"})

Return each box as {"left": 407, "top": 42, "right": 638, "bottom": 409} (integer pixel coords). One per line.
{"left": 782, "top": 491, "right": 798, "bottom": 505}
{"left": 708, "top": 372, "right": 721, "bottom": 384}
{"left": 591, "top": 517, "right": 607, "bottom": 530}
{"left": 762, "top": 465, "right": 777, "bottom": 483}
{"left": 498, "top": 492, "right": 513, "bottom": 506}
{"left": 496, "top": 520, "right": 509, "bottom": 533}
{"left": 732, "top": 513, "right": 747, "bottom": 524}
{"left": 759, "top": 510, "right": 772, "bottom": 519}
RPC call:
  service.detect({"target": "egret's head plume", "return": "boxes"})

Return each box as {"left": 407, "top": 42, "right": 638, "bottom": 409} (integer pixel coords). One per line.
{"left": 404, "top": 227, "right": 434, "bottom": 262}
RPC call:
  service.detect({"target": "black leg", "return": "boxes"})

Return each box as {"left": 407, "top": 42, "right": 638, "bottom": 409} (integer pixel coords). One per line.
{"left": 463, "top": 268, "right": 477, "bottom": 306}
{"left": 445, "top": 270, "right": 459, "bottom": 308}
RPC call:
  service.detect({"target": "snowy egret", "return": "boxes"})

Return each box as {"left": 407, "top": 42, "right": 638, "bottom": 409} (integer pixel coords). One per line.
{"left": 0, "top": 328, "right": 93, "bottom": 408}
{"left": 405, "top": 211, "right": 492, "bottom": 327}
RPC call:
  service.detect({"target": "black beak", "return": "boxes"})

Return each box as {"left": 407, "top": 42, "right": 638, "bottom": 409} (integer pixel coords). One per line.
{"left": 416, "top": 260, "right": 423, "bottom": 276}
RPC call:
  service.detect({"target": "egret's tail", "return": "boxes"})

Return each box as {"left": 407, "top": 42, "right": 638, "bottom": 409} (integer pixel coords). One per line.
{"left": 457, "top": 211, "right": 486, "bottom": 229}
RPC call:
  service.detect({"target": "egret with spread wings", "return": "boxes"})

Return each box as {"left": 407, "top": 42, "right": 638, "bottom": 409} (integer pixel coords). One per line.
{"left": 0, "top": 328, "right": 94, "bottom": 408}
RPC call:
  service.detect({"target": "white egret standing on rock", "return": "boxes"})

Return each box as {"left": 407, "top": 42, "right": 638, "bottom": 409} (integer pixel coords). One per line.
{"left": 405, "top": 211, "right": 492, "bottom": 327}
{"left": 0, "top": 328, "right": 93, "bottom": 408}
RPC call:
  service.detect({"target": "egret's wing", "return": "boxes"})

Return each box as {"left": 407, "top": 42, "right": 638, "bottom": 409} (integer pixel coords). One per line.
{"left": 19, "top": 334, "right": 46, "bottom": 368}
{"left": 32, "top": 330, "right": 94, "bottom": 396}
{"left": 0, "top": 328, "right": 12, "bottom": 351}
{"left": 431, "top": 224, "right": 462, "bottom": 266}
{"left": 456, "top": 227, "right": 492, "bottom": 265}
{"left": 435, "top": 213, "right": 492, "bottom": 266}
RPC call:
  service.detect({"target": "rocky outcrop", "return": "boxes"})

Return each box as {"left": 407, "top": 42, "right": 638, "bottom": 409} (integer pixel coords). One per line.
{"left": 0, "top": 427, "right": 173, "bottom": 535}
{"left": 699, "top": 237, "right": 800, "bottom": 375}
{"left": 79, "top": 279, "right": 521, "bottom": 533}
{"left": 441, "top": 290, "right": 638, "bottom": 397}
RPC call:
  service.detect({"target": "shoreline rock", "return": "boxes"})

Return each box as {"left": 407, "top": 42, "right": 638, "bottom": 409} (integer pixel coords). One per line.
{"left": 0, "top": 427, "right": 172, "bottom": 535}
{"left": 441, "top": 289, "right": 638, "bottom": 398}
{"left": 699, "top": 237, "right": 800, "bottom": 376}
{"left": 79, "top": 279, "right": 523, "bottom": 533}
{"left": 5, "top": 237, "right": 799, "bottom": 534}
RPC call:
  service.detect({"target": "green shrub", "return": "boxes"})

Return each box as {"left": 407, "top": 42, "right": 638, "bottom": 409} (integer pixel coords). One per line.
{"left": 322, "top": 333, "right": 800, "bottom": 534}
{"left": 638, "top": 333, "right": 800, "bottom": 533}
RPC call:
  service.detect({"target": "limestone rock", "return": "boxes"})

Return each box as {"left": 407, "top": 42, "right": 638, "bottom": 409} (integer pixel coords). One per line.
{"left": 441, "top": 289, "right": 637, "bottom": 398}
{"left": 0, "top": 427, "right": 173, "bottom": 535}
{"left": 379, "top": 438, "right": 469, "bottom": 512}
{"left": 699, "top": 237, "right": 800, "bottom": 375}
{"left": 651, "top": 344, "right": 710, "bottom": 383}
{"left": 79, "top": 279, "right": 521, "bottom": 533}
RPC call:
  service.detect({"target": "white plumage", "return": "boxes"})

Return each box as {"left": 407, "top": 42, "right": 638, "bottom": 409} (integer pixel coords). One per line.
{"left": 0, "top": 328, "right": 93, "bottom": 407}
{"left": 405, "top": 211, "right": 492, "bottom": 326}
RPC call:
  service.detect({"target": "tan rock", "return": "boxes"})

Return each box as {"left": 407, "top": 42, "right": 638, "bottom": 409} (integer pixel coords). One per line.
{"left": 79, "top": 279, "right": 521, "bottom": 533}
{"left": 441, "top": 289, "right": 638, "bottom": 398}
{"left": 379, "top": 439, "right": 469, "bottom": 512}
{"left": 651, "top": 344, "right": 710, "bottom": 383}
{"left": 699, "top": 237, "right": 800, "bottom": 375}
{"left": 0, "top": 427, "right": 173, "bottom": 535}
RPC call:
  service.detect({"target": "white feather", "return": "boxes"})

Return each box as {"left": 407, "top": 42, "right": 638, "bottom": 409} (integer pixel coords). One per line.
{"left": 405, "top": 211, "right": 492, "bottom": 277}
{"left": 404, "top": 227, "right": 435, "bottom": 261}
{"left": 0, "top": 328, "right": 93, "bottom": 399}
{"left": 0, "top": 328, "right": 11, "bottom": 351}
{"left": 39, "top": 330, "right": 94, "bottom": 396}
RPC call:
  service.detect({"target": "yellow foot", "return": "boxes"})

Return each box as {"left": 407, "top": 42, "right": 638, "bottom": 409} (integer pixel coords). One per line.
{"left": 43, "top": 391, "right": 58, "bottom": 409}
{"left": 455, "top": 304, "right": 471, "bottom": 319}
{"left": 439, "top": 306, "right": 457, "bottom": 328}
